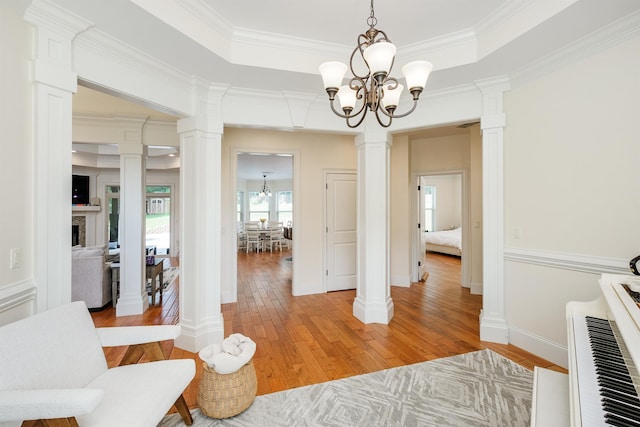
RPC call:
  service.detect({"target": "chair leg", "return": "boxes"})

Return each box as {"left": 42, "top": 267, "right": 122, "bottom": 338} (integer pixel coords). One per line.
{"left": 174, "top": 395, "right": 193, "bottom": 425}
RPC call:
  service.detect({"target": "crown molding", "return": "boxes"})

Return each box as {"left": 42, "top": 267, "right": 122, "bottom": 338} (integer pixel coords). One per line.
{"left": 24, "top": 0, "right": 93, "bottom": 38}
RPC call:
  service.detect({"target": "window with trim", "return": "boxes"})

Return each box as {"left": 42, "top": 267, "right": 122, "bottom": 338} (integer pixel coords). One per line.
{"left": 248, "top": 191, "right": 269, "bottom": 221}
{"left": 276, "top": 191, "right": 292, "bottom": 224}
{"left": 237, "top": 191, "right": 244, "bottom": 223}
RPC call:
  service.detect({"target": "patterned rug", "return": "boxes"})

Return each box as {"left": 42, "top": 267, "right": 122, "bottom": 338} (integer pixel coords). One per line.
{"left": 158, "top": 349, "right": 533, "bottom": 427}
{"left": 163, "top": 267, "right": 179, "bottom": 289}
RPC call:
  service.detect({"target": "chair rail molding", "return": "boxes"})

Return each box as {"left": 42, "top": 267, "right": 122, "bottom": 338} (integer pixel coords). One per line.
{"left": 504, "top": 247, "right": 630, "bottom": 275}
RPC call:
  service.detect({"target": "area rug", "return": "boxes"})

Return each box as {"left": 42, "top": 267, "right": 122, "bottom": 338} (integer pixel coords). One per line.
{"left": 162, "top": 267, "right": 179, "bottom": 288}
{"left": 158, "top": 349, "right": 533, "bottom": 427}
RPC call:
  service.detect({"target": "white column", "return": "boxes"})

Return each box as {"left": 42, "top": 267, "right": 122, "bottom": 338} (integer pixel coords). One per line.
{"left": 475, "top": 77, "right": 511, "bottom": 344}
{"left": 24, "top": 4, "right": 91, "bottom": 312}
{"left": 353, "top": 121, "right": 394, "bottom": 324}
{"left": 174, "top": 81, "right": 227, "bottom": 352}
{"left": 115, "top": 144, "right": 148, "bottom": 316}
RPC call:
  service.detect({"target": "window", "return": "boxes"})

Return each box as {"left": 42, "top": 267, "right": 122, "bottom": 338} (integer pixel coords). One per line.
{"left": 146, "top": 186, "right": 171, "bottom": 255}
{"left": 106, "top": 185, "right": 120, "bottom": 244}
{"left": 237, "top": 191, "right": 244, "bottom": 223}
{"left": 248, "top": 191, "right": 269, "bottom": 221}
{"left": 424, "top": 186, "right": 435, "bottom": 232}
{"left": 276, "top": 191, "right": 292, "bottom": 224}
{"left": 105, "top": 185, "right": 173, "bottom": 255}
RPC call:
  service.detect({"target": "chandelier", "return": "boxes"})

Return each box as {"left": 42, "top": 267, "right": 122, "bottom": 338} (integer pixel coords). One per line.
{"left": 319, "top": 0, "right": 433, "bottom": 128}
{"left": 258, "top": 173, "right": 272, "bottom": 198}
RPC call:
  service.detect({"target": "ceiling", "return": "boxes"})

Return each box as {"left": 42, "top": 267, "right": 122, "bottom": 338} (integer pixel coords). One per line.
{"left": 27, "top": 0, "right": 637, "bottom": 176}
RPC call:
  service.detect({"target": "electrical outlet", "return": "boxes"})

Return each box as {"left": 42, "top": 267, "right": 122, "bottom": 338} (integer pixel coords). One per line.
{"left": 9, "top": 248, "right": 20, "bottom": 269}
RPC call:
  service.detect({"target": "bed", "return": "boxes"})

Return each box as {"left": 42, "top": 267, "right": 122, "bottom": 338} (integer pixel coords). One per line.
{"left": 424, "top": 227, "right": 462, "bottom": 256}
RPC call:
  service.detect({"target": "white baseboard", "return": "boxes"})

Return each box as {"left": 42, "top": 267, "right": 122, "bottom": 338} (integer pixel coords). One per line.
{"left": 470, "top": 281, "right": 483, "bottom": 295}
{"left": 391, "top": 275, "right": 411, "bottom": 287}
{"left": 509, "top": 326, "right": 568, "bottom": 369}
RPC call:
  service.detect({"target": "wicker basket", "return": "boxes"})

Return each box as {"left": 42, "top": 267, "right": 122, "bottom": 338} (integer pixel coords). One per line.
{"left": 197, "top": 360, "right": 258, "bottom": 419}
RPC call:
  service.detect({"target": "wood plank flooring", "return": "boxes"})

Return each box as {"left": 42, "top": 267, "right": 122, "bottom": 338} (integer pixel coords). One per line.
{"left": 91, "top": 249, "right": 566, "bottom": 411}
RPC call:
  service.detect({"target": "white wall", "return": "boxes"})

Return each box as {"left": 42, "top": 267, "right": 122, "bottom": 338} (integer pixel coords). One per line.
{"left": 421, "top": 174, "right": 462, "bottom": 231}
{"left": 390, "top": 135, "right": 412, "bottom": 286}
{"left": 0, "top": 3, "right": 35, "bottom": 324}
{"left": 503, "top": 34, "right": 640, "bottom": 366}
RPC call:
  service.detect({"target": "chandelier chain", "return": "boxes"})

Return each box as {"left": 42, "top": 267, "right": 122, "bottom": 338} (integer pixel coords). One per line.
{"left": 367, "top": 0, "right": 377, "bottom": 29}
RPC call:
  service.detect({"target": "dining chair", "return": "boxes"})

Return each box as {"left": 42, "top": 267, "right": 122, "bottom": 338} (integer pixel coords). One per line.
{"left": 245, "top": 228, "right": 262, "bottom": 253}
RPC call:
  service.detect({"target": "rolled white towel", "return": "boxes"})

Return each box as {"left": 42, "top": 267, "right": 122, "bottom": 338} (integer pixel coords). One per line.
{"left": 198, "top": 334, "right": 257, "bottom": 374}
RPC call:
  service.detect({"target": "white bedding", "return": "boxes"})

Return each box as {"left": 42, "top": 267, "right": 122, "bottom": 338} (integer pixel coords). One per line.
{"left": 424, "top": 227, "right": 462, "bottom": 250}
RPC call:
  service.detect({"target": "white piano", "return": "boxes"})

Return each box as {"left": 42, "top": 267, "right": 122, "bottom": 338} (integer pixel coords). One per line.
{"left": 531, "top": 273, "right": 640, "bottom": 427}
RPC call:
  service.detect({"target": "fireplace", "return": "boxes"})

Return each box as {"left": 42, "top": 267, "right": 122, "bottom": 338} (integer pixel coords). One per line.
{"left": 71, "top": 216, "right": 86, "bottom": 247}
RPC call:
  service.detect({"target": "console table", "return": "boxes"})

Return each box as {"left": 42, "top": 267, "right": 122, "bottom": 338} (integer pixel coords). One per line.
{"left": 110, "top": 258, "right": 165, "bottom": 306}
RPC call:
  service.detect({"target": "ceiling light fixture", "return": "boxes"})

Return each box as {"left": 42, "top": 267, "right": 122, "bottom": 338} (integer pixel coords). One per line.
{"left": 319, "top": 0, "right": 433, "bottom": 128}
{"left": 259, "top": 173, "right": 272, "bottom": 198}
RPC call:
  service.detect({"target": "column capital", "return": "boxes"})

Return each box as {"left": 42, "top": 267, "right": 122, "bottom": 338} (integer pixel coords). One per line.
{"left": 24, "top": 0, "right": 93, "bottom": 93}
{"left": 177, "top": 79, "right": 229, "bottom": 134}
{"left": 354, "top": 120, "right": 392, "bottom": 148}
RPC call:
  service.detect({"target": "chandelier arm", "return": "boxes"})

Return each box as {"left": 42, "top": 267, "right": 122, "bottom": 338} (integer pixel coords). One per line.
{"left": 379, "top": 98, "right": 420, "bottom": 119}
{"left": 374, "top": 108, "right": 393, "bottom": 128}
{"left": 328, "top": 98, "right": 366, "bottom": 120}
{"left": 352, "top": 39, "right": 371, "bottom": 80}
{"left": 346, "top": 108, "right": 369, "bottom": 128}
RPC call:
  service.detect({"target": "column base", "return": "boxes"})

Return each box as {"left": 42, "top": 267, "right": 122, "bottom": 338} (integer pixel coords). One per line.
{"left": 175, "top": 315, "right": 225, "bottom": 353}
{"left": 479, "top": 309, "right": 509, "bottom": 344}
{"left": 115, "top": 294, "right": 148, "bottom": 317}
{"left": 353, "top": 296, "right": 394, "bottom": 324}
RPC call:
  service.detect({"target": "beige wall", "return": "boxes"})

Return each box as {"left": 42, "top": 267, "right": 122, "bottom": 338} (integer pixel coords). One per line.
{"left": 0, "top": 4, "right": 34, "bottom": 323}
{"left": 504, "top": 34, "right": 640, "bottom": 361}
{"left": 469, "top": 125, "right": 483, "bottom": 292}
{"left": 390, "top": 135, "right": 411, "bottom": 286}
{"left": 220, "top": 127, "right": 356, "bottom": 300}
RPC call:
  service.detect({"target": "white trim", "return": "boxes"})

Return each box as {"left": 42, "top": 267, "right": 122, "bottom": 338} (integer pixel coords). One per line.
{"left": 391, "top": 275, "right": 411, "bottom": 288}
{"left": 0, "top": 280, "right": 37, "bottom": 315}
{"left": 504, "top": 247, "right": 629, "bottom": 275}
{"left": 509, "top": 325, "right": 568, "bottom": 369}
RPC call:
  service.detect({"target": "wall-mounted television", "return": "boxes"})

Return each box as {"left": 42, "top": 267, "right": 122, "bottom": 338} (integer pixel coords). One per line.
{"left": 72, "top": 175, "right": 90, "bottom": 205}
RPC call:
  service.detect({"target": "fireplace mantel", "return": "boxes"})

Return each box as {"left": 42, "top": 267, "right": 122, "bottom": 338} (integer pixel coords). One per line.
{"left": 72, "top": 205, "right": 100, "bottom": 213}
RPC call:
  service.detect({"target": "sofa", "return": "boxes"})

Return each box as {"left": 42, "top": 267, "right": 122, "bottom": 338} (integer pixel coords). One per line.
{"left": 72, "top": 244, "right": 112, "bottom": 309}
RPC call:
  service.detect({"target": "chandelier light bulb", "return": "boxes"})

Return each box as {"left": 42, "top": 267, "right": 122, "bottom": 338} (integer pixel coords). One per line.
{"left": 381, "top": 83, "right": 403, "bottom": 111}
{"left": 363, "top": 41, "right": 396, "bottom": 79}
{"left": 337, "top": 85, "right": 358, "bottom": 112}
{"left": 402, "top": 61, "right": 433, "bottom": 93}
{"left": 319, "top": 62, "right": 348, "bottom": 92}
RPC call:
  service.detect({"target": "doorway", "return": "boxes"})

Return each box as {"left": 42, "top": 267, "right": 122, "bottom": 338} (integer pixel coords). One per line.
{"left": 413, "top": 172, "right": 468, "bottom": 286}
{"left": 235, "top": 152, "right": 295, "bottom": 293}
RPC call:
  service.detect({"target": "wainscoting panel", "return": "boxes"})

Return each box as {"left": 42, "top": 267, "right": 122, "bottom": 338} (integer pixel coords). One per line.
{"left": 0, "top": 279, "right": 36, "bottom": 326}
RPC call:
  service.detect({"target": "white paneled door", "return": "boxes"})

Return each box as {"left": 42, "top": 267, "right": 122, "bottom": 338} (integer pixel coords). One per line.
{"left": 326, "top": 172, "right": 357, "bottom": 292}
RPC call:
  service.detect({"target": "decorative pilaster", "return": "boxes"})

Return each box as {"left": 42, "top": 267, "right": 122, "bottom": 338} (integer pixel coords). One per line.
{"left": 475, "top": 76, "right": 510, "bottom": 344}
{"left": 353, "top": 120, "right": 394, "bottom": 324}
{"left": 174, "top": 81, "right": 228, "bottom": 352}
{"left": 115, "top": 143, "right": 148, "bottom": 316}
{"left": 24, "top": 1, "right": 92, "bottom": 312}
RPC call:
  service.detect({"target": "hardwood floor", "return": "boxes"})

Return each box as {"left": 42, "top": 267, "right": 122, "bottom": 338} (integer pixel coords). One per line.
{"left": 91, "top": 249, "right": 566, "bottom": 410}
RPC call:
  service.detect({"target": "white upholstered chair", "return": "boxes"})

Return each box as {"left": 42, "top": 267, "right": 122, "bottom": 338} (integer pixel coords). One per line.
{"left": 0, "top": 301, "right": 195, "bottom": 427}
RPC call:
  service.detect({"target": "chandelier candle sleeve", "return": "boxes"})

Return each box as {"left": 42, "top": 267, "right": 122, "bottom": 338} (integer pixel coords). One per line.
{"left": 318, "top": 0, "right": 433, "bottom": 128}
{"left": 362, "top": 41, "right": 396, "bottom": 79}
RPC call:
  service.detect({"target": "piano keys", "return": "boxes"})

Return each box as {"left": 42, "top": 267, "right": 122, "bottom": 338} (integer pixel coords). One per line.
{"left": 531, "top": 274, "right": 640, "bottom": 427}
